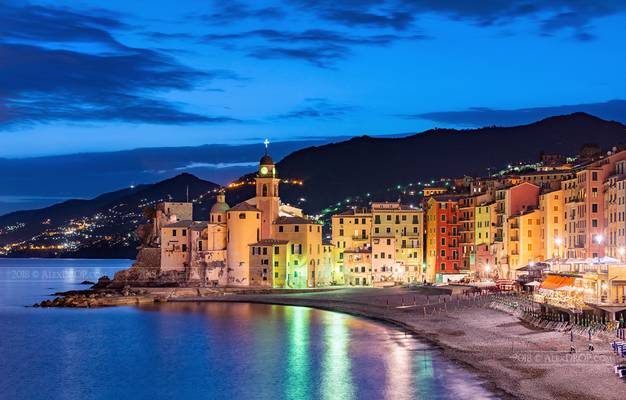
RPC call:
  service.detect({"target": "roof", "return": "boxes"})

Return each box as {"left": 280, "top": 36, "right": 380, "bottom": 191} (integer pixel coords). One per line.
{"left": 334, "top": 207, "right": 370, "bottom": 216}
{"left": 249, "top": 239, "right": 289, "bottom": 246}
{"left": 229, "top": 202, "right": 260, "bottom": 212}
{"left": 260, "top": 154, "right": 274, "bottom": 165}
{"left": 274, "top": 216, "right": 319, "bottom": 225}
{"left": 164, "top": 220, "right": 207, "bottom": 229}
{"left": 210, "top": 201, "right": 230, "bottom": 214}
{"left": 430, "top": 194, "right": 464, "bottom": 202}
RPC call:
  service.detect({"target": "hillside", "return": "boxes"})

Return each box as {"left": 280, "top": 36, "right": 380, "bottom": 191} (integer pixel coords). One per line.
{"left": 2, "top": 112, "right": 625, "bottom": 258}
{"left": 0, "top": 173, "right": 220, "bottom": 258}
{"left": 259, "top": 112, "right": 626, "bottom": 212}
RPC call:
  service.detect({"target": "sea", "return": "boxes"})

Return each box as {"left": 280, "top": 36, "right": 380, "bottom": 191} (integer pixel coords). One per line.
{"left": 0, "top": 258, "right": 499, "bottom": 399}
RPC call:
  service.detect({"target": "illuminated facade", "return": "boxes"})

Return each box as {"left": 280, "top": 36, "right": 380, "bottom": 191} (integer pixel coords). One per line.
{"left": 331, "top": 202, "right": 424, "bottom": 286}
{"left": 158, "top": 147, "right": 328, "bottom": 287}
{"left": 425, "top": 195, "right": 461, "bottom": 283}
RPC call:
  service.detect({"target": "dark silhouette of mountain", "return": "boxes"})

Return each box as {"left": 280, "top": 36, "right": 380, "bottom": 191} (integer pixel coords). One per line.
{"left": 0, "top": 173, "right": 220, "bottom": 257}
{"left": 250, "top": 112, "right": 626, "bottom": 213}
{"left": 3, "top": 112, "right": 625, "bottom": 258}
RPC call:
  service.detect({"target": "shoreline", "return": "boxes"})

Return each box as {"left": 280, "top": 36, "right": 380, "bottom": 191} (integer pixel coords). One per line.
{"left": 166, "top": 288, "right": 621, "bottom": 400}
{"left": 39, "top": 286, "right": 624, "bottom": 399}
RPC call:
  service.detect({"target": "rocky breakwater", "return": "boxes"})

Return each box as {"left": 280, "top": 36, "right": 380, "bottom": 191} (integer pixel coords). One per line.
{"left": 34, "top": 281, "right": 157, "bottom": 308}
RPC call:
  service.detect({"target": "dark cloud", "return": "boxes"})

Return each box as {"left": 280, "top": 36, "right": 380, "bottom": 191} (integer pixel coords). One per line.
{"left": 402, "top": 100, "right": 626, "bottom": 127}
{"left": 201, "top": 28, "right": 426, "bottom": 67}
{"left": 0, "top": 3, "right": 241, "bottom": 128}
{"left": 196, "top": 1, "right": 284, "bottom": 24}
{"left": 0, "top": 3, "right": 128, "bottom": 48}
{"left": 289, "top": 0, "right": 626, "bottom": 40}
{"left": 273, "top": 98, "right": 355, "bottom": 120}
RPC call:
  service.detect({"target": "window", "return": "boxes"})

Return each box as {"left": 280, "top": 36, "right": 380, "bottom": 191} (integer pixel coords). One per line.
{"left": 592, "top": 204, "right": 598, "bottom": 213}
{"left": 441, "top": 263, "right": 446, "bottom": 270}
{"left": 172, "top": 229, "right": 177, "bottom": 236}
{"left": 239, "top": 213, "right": 246, "bottom": 219}
{"left": 294, "top": 225, "right": 299, "bottom": 232}
{"left": 386, "top": 239, "right": 391, "bottom": 245}
{"left": 182, "top": 244, "right": 187, "bottom": 252}
{"left": 374, "top": 215, "right": 381, "bottom": 224}
{"left": 279, "top": 226, "right": 284, "bottom": 232}
{"left": 339, "top": 218, "right": 344, "bottom": 224}
{"left": 262, "top": 247, "right": 268, "bottom": 255}
{"left": 441, "top": 215, "right": 446, "bottom": 222}
{"left": 592, "top": 219, "right": 598, "bottom": 227}
{"left": 339, "top": 229, "right": 344, "bottom": 236}
{"left": 274, "top": 272, "right": 279, "bottom": 278}
{"left": 274, "top": 246, "right": 279, "bottom": 255}
{"left": 182, "top": 229, "right": 186, "bottom": 237}
{"left": 592, "top": 171, "right": 598, "bottom": 181}
{"left": 412, "top": 215, "right": 418, "bottom": 224}
{"left": 354, "top": 218, "right": 359, "bottom": 224}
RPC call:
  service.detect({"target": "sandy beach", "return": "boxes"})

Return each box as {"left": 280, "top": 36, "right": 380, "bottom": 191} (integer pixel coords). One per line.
{"left": 165, "top": 286, "right": 624, "bottom": 400}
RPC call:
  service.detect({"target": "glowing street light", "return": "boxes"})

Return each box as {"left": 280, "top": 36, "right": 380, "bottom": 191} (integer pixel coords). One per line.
{"left": 619, "top": 247, "right": 625, "bottom": 256}
{"left": 595, "top": 234, "right": 604, "bottom": 244}
{"left": 554, "top": 237, "right": 563, "bottom": 247}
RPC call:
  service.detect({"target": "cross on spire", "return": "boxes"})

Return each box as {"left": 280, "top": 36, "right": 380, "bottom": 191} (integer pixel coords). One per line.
{"left": 263, "top": 138, "right": 270, "bottom": 155}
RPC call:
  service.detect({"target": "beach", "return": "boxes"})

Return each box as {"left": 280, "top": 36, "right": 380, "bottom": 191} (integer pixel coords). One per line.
{"left": 165, "top": 286, "right": 623, "bottom": 400}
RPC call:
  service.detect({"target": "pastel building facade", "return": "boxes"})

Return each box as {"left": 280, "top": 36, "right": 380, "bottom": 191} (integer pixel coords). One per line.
{"left": 158, "top": 150, "right": 328, "bottom": 288}
{"left": 331, "top": 202, "right": 424, "bottom": 286}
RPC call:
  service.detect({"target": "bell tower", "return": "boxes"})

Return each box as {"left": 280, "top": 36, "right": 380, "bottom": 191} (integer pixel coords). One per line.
{"left": 256, "top": 139, "right": 280, "bottom": 239}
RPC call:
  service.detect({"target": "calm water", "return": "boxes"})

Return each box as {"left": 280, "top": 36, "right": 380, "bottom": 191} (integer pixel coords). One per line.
{"left": 0, "top": 259, "right": 498, "bottom": 400}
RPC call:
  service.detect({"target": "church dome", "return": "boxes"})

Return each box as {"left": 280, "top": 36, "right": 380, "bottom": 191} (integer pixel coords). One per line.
{"left": 210, "top": 200, "right": 230, "bottom": 215}
{"left": 260, "top": 154, "right": 274, "bottom": 165}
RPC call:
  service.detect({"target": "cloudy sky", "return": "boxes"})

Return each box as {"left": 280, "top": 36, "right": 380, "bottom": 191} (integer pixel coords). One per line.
{"left": 2, "top": 0, "right": 626, "bottom": 158}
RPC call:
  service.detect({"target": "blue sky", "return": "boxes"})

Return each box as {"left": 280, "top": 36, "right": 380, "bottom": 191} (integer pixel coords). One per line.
{"left": 2, "top": 0, "right": 626, "bottom": 157}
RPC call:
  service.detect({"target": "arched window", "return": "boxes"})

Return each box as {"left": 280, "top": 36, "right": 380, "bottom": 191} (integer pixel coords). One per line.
{"left": 262, "top": 184, "right": 268, "bottom": 197}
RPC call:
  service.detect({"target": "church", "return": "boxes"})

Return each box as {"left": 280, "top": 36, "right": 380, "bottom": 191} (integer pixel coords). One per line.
{"left": 156, "top": 147, "right": 332, "bottom": 288}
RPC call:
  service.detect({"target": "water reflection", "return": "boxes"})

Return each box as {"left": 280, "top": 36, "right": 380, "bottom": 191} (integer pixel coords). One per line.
{"left": 0, "top": 260, "right": 497, "bottom": 400}
{"left": 321, "top": 312, "right": 354, "bottom": 400}
{"left": 285, "top": 306, "right": 311, "bottom": 400}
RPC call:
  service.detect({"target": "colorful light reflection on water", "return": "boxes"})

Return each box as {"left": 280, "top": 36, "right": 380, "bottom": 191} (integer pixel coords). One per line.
{"left": 0, "top": 259, "right": 498, "bottom": 400}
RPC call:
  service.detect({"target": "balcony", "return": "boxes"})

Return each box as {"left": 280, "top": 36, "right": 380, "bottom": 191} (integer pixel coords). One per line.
{"left": 352, "top": 235, "right": 369, "bottom": 241}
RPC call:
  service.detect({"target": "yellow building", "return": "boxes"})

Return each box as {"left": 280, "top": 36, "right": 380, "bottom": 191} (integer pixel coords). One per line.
{"left": 507, "top": 208, "right": 543, "bottom": 273}
{"left": 331, "top": 202, "right": 424, "bottom": 286}
{"left": 474, "top": 202, "right": 495, "bottom": 246}
{"left": 539, "top": 189, "right": 565, "bottom": 259}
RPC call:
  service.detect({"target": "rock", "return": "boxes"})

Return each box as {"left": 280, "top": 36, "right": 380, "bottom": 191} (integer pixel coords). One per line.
{"left": 92, "top": 275, "right": 112, "bottom": 289}
{"left": 80, "top": 280, "right": 95, "bottom": 285}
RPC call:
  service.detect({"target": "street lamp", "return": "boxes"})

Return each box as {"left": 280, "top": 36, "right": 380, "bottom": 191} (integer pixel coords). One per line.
{"left": 554, "top": 237, "right": 563, "bottom": 259}
{"left": 595, "top": 234, "right": 604, "bottom": 244}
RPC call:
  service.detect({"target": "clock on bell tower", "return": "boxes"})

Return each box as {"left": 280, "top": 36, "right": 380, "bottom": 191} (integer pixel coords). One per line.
{"left": 255, "top": 139, "right": 280, "bottom": 239}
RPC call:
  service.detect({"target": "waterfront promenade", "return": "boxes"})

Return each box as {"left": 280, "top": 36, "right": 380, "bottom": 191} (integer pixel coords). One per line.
{"left": 169, "top": 286, "right": 624, "bottom": 400}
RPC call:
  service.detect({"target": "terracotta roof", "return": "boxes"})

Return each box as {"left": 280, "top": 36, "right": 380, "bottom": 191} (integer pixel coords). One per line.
{"left": 274, "top": 216, "right": 319, "bottom": 225}
{"left": 249, "top": 239, "right": 289, "bottom": 246}
{"left": 164, "top": 220, "right": 207, "bottom": 229}
{"left": 229, "top": 202, "right": 260, "bottom": 212}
